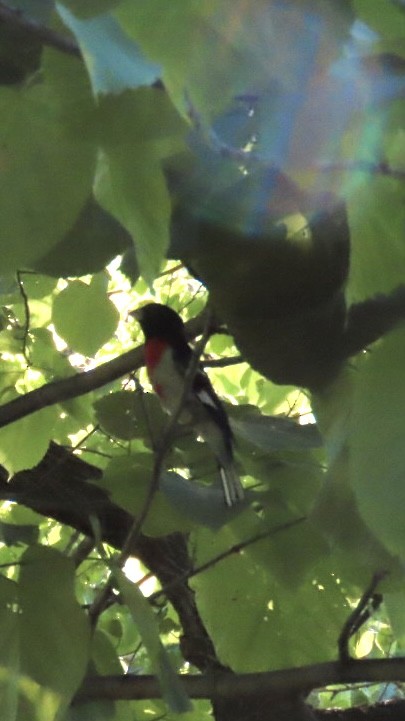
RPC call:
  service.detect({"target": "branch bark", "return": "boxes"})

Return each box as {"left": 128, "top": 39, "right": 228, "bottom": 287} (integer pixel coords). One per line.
{"left": 73, "top": 659, "right": 405, "bottom": 717}
{"left": 0, "top": 441, "right": 226, "bottom": 673}
{"left": 0, "top": 312, "right": 208, "bottom": 429}
{"left": 0, "top": 1, "right": 81, "bottom": 58}
{"left": 3, "top": 443, "right": 404, "bottom": 721}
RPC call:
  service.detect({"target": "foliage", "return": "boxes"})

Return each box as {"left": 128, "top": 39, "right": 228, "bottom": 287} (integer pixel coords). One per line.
{"left": 0, "top": 1, "right": 404, "bottom": 720}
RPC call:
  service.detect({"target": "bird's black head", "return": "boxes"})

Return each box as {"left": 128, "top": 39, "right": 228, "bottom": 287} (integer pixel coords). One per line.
{"left": 132, "top": 303, "right": 186, "bottom": 341}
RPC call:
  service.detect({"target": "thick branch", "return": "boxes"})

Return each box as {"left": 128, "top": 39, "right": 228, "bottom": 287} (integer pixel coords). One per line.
{"left": 0, "top": 312, "right": 208, "bottom": 429}
{"left": 73, "top": 658, "right": 405, "bottom": 704}
{"left": 0, "top": 345, "right": 142, "bottom": 429}
{"left": 0, "top": 441, "right": 225, "bottom": 673}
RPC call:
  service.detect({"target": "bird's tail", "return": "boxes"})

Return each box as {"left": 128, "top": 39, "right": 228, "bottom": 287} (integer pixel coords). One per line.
{"left": 220, "top": 463, "right": 244, "bottom": 507}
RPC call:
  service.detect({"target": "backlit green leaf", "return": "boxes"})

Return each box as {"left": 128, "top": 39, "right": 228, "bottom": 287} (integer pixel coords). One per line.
{"left": 52, "top": 278, "right": 119, "bottom": 356}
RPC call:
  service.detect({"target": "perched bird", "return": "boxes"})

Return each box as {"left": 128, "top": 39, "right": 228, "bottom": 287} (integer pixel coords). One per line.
{"left": 133, "top": 303, "right": 244, "bottom": 507}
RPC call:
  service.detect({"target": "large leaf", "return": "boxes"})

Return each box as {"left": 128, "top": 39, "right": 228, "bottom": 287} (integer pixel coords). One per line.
{"left": 52, "top": 276, "right": 119, "bottom": 356}
{"left": 33, "top": 198, "right": 132, "bottom": 278}
{"left": 56, "top": 5, "right": 161, "bottom": 95}
{"left": 94, "top": 89, "right": 186, "bottom": 283}
{"left": 116, "top": 0, "right": 352, "bottom": 121}
{"left": 0, "top": 576, "right": 19, "bottom": 721}
{"left": 0, "top": 53, "right": 95, "bottom": 272}
{"left": 160, "top": 470, "right": 246, "bottom": 529}
{"left": 19, "top": 546, "right": 91, "bottom": 698}
{"left": 94, "top": 391, "right": 166, "bottom": 441}
{"left": 114, "top": 568, "right": 191, "bottom": 713}
{"left": 94, "top": 391, "right": 141, "bottom": 440}
{"left": 348, "top": 177, "right": 405, "bottom": 300}
{"left": 353, "top": 0, "right": 405, "bottom": 39}
{"left": 0, "top": 405, "right": 58, "bottom": 475}
{"left": 229, "top": 406, "right": 322, "bottom": 452}
{"left": 98, "top": 456, "right": 193, "bottom": 536}
{"left": 351, "top": 328, "right": 405, "bottom": 559}
{"left": 114, "top": 0, "right": 220, "bottom": 113}
{"left": 192, "top": 523, "right": 349, "bottom": 672}
{"left": 312, "top": 367, "right": 405, "bottom": 586}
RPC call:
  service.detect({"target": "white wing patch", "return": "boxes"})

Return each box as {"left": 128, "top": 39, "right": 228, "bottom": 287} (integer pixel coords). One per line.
{"left": 196, "top": 389, "right": 218, "bottom": 409}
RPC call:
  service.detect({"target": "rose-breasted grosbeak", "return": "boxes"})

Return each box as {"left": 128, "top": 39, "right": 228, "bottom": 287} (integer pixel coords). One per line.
{"left": 133, "top": 303, "right": 244, "bottom": 507}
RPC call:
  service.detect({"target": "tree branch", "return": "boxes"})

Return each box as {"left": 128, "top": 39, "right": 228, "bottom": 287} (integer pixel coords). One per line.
{"left": 203, "top": 355, "right": 244, "bottom": 368}
{"left": 127, "top": 308, "right": 214, "bottom": 544}
{"left": 89, "top": 312, "right": 214, "bottom": 625}
{"left": 5, "top": 445, "right": 405, "bottom": 720}
{"left": 73, "top": 658, "right": 405, "bottom": 704}
{"left": 0, "top": 1, "right": 81, "bottom": 58}
{"left": 338, "top": 572, "right": 387, "bottom": 663}
{"left": 0, "top": 312, "right": 208, "bottom": 429}
{"left": 0, "top": 441, "right": 226, "bottom": 673}
{"left": 149, "top": 515, "right": 306, "bottom": 604}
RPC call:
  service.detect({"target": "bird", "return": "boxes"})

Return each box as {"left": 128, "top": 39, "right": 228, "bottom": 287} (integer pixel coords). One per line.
{"left": 132, "top": 302, "right": 244, "bottom": 507}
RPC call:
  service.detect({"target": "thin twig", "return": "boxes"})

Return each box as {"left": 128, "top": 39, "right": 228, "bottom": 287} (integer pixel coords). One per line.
{"left": 88, "top": 309, "right": 214, "bottom": 626}
{"left": 203, "top": 355, "right": 243, "bottom": 368}
{"left": 157, "top": 263, "right": 184, "bottom": 278}
{"left": 120, "top": 309, "right": 214, "bottom": 556}
{"left": 0, "top": 2, "right": 81, "bottom": 58}
{"left": 88, "top": 578, "right": 115, "bottom": 629}
{"left": 338, "top": 571, "right": 387, "bottom": 663}
{"left": 16, "top": 271, "right": 30, "bottom": 364}
{"left": 71, "top": 536, "right": 96, "bottom": 569}
{"left": 149, "top": 515, "right": 307, "bottom": 603}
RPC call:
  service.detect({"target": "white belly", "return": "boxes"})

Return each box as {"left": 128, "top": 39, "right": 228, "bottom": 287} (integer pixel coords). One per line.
{"left": 150, "top": 348, "right": 192, "bottom": 421}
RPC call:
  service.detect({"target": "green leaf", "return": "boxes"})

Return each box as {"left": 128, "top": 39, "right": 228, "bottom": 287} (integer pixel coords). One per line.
{"left": 351, "top": 328, "right": 405, "bottom": 559}
{"left": 19, "top": 545, "right": 91, "bottom": 696}
{"left": 94, "top": 88, "right": 186, "bottom": 284}
{"left": 312, "top": 368, "right": 404, "bottom": 586}
{"left": 385, "top": 590, "right": 405, "bottom": 644}
{"left": 0, "top": 405, "right": 58, "bottom": 475}
{"left": 95, "top": 150, "right": 170, "bottom": 285}
{"left": 0, "top": 58, "right": 95, "bottom": 272}
{"left": 229, "top": 407, "right": 322, "bottom": 452}
{"left": 0, "top": 576, "right": 19, "bottom": 721}
{"left": 33, "top": 198, "right": 132, "bottom": 278}
{"left": 94, "top": 391, "right": 142, "bottom": 440}
{"left": 114, "top": 567, "right": 191, "bottom": 713}
{"left": 348, "top": 177, "right": 405, "bottom": 300}
{"left": 0, "top": 575, "right": 18, "bottom": 667}
{"left": 52, "top": 277, "right": 119, "bottom": 356}
{"left": 18, "top": 275, "right": 57, "bottom": 301}
{"left": 114, "top": 0, "right": 251, "bottom": 116}
{"left": 99, "top": 456, "right": 193, "bottom": 535}
{"left": 353, "top": 0, "right": 405, "bottom": 40}
{"left": 28, "top": 328, "right": 73, "bottom": 378}
{"left": 56, "top": 5, "right": 160, "bottom": 95}
{"left": 192, "top": 525, "right": 348, "bottom": 671}
{"left": 160, "top": 470, "right": 246, "bottom": 529}
{"left": 94, "top": 391, "right": 166, "bottom": 441}
{"left": 91, "top": 629, "right": 123, "bottom": 675}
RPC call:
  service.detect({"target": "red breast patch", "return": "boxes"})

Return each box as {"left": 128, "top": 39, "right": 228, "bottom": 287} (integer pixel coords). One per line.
{"left": 144, "top": 338, "right": 167, "bottom": 372}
